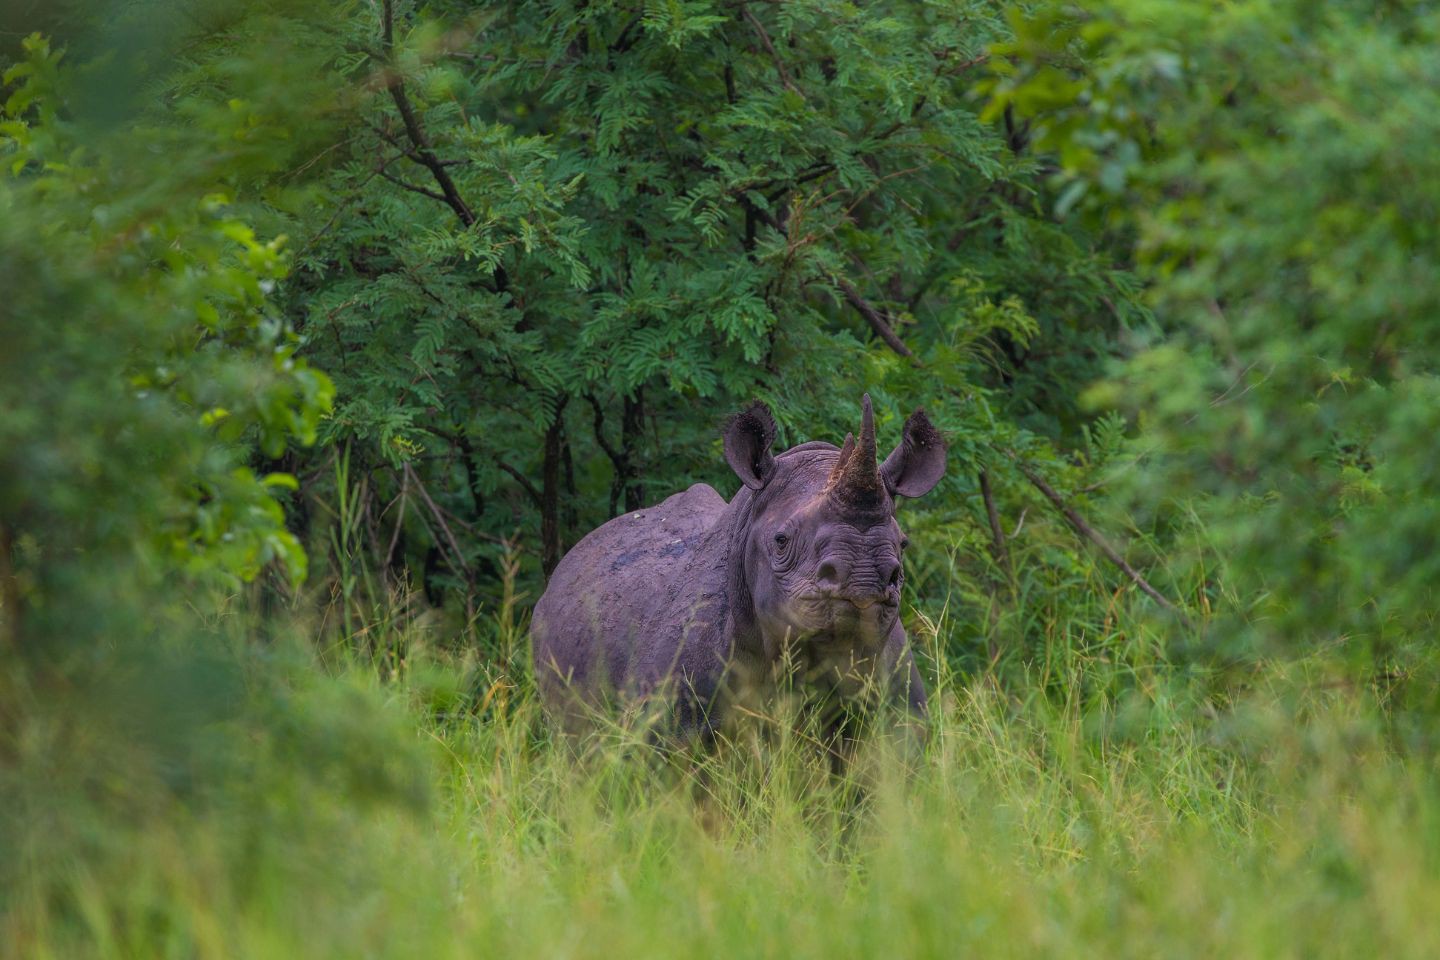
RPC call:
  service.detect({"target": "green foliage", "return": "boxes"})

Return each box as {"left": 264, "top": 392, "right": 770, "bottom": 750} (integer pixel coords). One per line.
{"left": 0, "top": 29, "right": 332, "bottom": 593}
{"left": 985, "top": 1, "right": 1440, "bottom": 683}
{"left": 0, "top": 14, "right": 419, "bottom": 956}
{"left": 6, "top": 2, "right": 1440, "bottom": 957}
{"left": 273, "top": 0, "right": 1142, "bottom": 625}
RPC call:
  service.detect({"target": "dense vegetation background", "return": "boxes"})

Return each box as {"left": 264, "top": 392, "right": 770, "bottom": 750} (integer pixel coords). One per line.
{"left": 4, "top": 1, "right": 1439, "bottom": 956}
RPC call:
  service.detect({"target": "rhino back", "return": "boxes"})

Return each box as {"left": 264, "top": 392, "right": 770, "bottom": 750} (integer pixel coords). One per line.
{"left": 532, "top": 483, "right": 732, "bottom": 710}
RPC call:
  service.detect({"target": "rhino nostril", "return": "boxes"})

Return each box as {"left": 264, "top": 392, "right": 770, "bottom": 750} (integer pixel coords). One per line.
{"left": 817, "top": 561, "right": 841, "bottom": 586}
{"left": 886, "top": 563, "right": 902, "bottom": 588}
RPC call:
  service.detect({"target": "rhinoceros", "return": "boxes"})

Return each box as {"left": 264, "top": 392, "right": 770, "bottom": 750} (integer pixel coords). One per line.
{"left": 531, "top": 395, "right": 946, "bottom": 742}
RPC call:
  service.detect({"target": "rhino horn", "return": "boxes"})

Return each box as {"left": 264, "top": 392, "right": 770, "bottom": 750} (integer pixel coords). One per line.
{"left": 827, "top": 394, "right": 885, "bottom": 508}
{"left": 832, "top": 431, "right": 856, "bottom": 474}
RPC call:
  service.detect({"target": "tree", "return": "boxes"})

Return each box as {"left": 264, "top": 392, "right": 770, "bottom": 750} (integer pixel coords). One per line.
{"left": 281, "top": 0, "right": 1143, "bottom": 630}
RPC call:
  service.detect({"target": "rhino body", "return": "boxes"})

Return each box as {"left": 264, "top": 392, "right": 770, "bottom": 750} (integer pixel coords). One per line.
{"left": 532, "top": 397, "right": 944, "bottom": 739}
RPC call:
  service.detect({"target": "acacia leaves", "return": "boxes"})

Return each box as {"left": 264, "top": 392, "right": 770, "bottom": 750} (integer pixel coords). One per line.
{"left": 280, "top": 0, "right": 1142, "bottom": 601}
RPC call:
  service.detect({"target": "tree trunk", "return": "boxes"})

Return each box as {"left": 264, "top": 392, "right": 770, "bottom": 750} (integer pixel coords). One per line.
{"left": 541, "top": 400, "right": 568, "bottom": 577}
{"left": 561, "top": 423, "right": 578, "bottom": 542}
{"left": 622, "top": 387, "right": 646, "bottom": 511}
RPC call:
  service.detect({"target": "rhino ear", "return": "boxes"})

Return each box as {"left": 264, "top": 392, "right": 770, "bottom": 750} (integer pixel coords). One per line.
{"left": 881, "top": 409, "right": 946, "bottom": 498}
{"left": 723, "top": 401, "right": 778, "bottom": 490}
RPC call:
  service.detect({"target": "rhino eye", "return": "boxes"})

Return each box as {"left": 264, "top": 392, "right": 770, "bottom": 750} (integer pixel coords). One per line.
{"left": 900, "top": 537, "right": 911, "bottom": 551}
{"left": 774, "top": 532, "right": 789, "bottom": 548}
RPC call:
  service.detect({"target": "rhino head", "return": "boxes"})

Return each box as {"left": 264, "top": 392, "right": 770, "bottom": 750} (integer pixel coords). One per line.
{"left": 721, "top": 395, "right": 946, "bottom": 690}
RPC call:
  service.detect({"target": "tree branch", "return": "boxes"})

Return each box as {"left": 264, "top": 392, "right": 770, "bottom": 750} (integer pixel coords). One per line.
{"left": 376, "top": 166, "right": 449, "bottom": 203}
{"left": 369, "top": 123, "right": 468, "bottom": 169}
{"left": 742, "top": 168, "right": 917, "bottom": 363}
{"left": 540, "top": 407, "right": 567, "bottom": 576}
{"left": 611, "top": 15, "right": 643, "bottom": 53}
{"left": 938, "top": 51, "right": 989, "bottom": 77}
{"left": 380, "top": 0, "right": 508, "bottom": 297}
{"left": 835, "top": 277, "right": 916, "bottom": 360}
{"left": 792, "top": 162, "right": 835, "bottom": 187}
{"left": 978, "top": 469, "right": 1012, "bottom": 581}
{"left": 404, "top": 463, "right": 471, "bottom": 577}
{"left": 739, "top": 4, "right": 803, "bottom": 98}
{"left": 585, "top": 394, "right": 622, "bottom": 464}
{"left": 496, "top": 459, "right": 542, "bottom": 508}
{"left": 1016, "top": 462, "right": 1188, "bottom": 619}
{"left": 381, "top": 0, "right": 475, "bottom": 228}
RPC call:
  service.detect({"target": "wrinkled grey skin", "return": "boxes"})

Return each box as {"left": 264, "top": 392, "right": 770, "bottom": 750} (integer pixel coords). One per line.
{"left": 532, "top": 395, "right": 946, "bottom": 741}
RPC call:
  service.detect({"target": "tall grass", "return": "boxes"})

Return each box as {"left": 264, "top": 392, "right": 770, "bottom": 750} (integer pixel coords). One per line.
{"left": 7, "top": 526, "right": 1440, "bottom": 959}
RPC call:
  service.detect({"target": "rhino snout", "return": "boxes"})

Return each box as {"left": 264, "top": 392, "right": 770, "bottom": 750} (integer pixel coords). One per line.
{"left": 814, "top": 554, "right": 901, "bottom": 595}
{"left": 841, "top": 587, "right": 900, "bottom": 611}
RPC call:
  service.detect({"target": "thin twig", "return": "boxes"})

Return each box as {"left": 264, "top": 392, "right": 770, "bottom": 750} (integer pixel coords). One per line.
{"left": 977, "top": 469, "right": 1010, "bottom": 665}
{"left": 740, "top": 150, "right": 917, "bottom": 364}
{"left": 1016, "top": 462, "right": 1189, "bottom": 621}
{"left": 369, "top": 122, "right": 470, "bottom": 170}
{"left": 282, "top": 133, "right": 360, "bottom": 183}
{"left": 1008, "top": 507, "right": 1028, "bottom": 539}
{"left": 835, "top": 277, "right": 917, "bottom": 360}
{"left": 739, "top": 4, "right": 803, "bottom": 98}
{"left": 296, "top": 155, "right": 402, "bottom": 256}
{"left": 377, "top": 167, "right": 449, "bottom": 203}
{"left": 496, "top": 459, "right": 543, "bottom": 507}
{"left": 937, "top": 52, "right": 989, "bottom": 77}
{"left": 978, "top": 470, "right": 1012, "bottom": 580}
{"left": 385, "top": 467, "right": 409, "bottom": 570}
{"left": 404, "top": 463, "right": 471, "bottom": 576}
